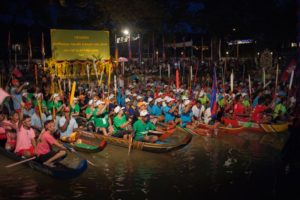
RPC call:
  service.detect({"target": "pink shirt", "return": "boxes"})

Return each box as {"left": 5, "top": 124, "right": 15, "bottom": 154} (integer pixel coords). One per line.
{"left": 0, "top": 127, "right": 6, "bottom": 139}
{"left": 36, "top": 131, "right": 57, "bottom": 156}
{"left": 14, "top": 126, "right": 35, "bottom": 153}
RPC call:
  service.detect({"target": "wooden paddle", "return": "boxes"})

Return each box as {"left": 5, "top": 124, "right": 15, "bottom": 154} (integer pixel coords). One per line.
{"left": 5, "top": 156, "right": 36, "bottom": 168}
{"left": 63, "top": 143, "right": 96, "bottom": 167}
{"left": 128, "top": 131, "right": 133, "bottom": 155}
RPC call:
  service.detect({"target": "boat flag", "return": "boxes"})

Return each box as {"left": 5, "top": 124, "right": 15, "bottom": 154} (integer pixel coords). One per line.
{"left": 210, "top": 67, "right": 217, "bottom": 119}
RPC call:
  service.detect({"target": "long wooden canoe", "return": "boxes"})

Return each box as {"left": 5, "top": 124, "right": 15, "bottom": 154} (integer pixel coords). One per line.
{"left": 0, "top": 146, "right": 88, "bottom": 179}
{"left": 65, "top": 134, "right": 107, "bottom": 153}
{"left": 222, "top": 117, "right": 288, "bottom": 133}
{"left": 77, "top": 126, "right": 192, "bottom": 153}
{"left": 182, "top": 122, "right": 245, "bottom": 137}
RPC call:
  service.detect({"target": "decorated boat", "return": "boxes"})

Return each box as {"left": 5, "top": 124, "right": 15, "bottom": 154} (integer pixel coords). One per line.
{"left": 77, "top": 125, "right": 192, "bottom": 153}
{"left": 222, "top": 117, "right": 288, "bottom": 133}
{"left": 182, "top": 122, "right": 245, "bottom": 136}
{"left": 64, "top": 133, "right": 107, "bottom": 153}
{"left": 0, "top": 146, "right": 88, "bottom": 179}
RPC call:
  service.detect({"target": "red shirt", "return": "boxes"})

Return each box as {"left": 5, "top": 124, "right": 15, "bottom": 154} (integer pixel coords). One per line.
{"left": 233, "top": 102, "right": 245, "bottom": 115}
{"left": 36, "top": 131, "right": 57, "bottom": 156}
{"left": 251, "top": 105, "right": 267, "bottom": 123}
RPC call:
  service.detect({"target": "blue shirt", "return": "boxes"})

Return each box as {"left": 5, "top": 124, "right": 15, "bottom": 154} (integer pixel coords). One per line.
{"left": 180, "top": 108, "right": 193, "bottom": 127}
{"left": 162, "top": 106, "right": 175, "bottom": 122}
{"left": 252, "top": 96, "right": 259, "bottom": 108}
{"left": 148, "top": 104, "right": 162, "bottom": 116}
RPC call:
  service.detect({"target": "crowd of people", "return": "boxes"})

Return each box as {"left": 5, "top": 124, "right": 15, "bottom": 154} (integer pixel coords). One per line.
{"left": 0, "top": 59, "right": 298, "bottom": 167}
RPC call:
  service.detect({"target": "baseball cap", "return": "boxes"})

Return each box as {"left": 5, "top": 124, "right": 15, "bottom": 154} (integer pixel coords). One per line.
{"left": 137, "top": 101, "right": 148, "bottom": 108}
{"left": 184, "top": 99, "right": 190, "bottom": 106}
{"left": 140, "top": 110, "right": 149, "bottom": 117}
{"left": 114, "top": 106, "right": 125, "bottom": 114}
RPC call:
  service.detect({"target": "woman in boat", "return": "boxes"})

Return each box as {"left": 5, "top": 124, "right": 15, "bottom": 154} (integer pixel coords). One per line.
{"left": 36, "top": 120, "right": 67, "bottom": 168}
{"left": 133, "top": 110, "right": 159, "bottom": 143}
{"left": 112, "top": 106, "right": 132, "bottom": 139}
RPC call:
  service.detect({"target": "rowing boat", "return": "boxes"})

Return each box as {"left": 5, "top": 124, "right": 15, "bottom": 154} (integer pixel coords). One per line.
{"left": 67, "top": 134, "right": 107, "bottom": 153}
{"left": 182, "top": 124, "right": 245, "bottom": 137}
{"left": 222, "top": 117, "right": 288, "bottom": 133}
{"left": 0, "top": 146, "right": 88, "bottom": 179}
{"left": 77, "top": 125, "right": 192, "bottom": 153}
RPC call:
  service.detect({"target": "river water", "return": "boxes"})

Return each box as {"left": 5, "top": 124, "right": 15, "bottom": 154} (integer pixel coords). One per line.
{"left": 0, "top": 130, "right": 297, "bottom": 200}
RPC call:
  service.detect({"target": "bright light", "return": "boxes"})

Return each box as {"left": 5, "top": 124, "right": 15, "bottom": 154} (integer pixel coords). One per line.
{"left": 232, "top": 28, "right": 236, "bottom": 31}
{"left": 181, "top": 52, "right": 184, "bottom": 55}
{"left": 270, "top": 52, "right": 273, "bottom": 55}
{"left": 226, "top": 51, "right": 229, "bottom": 55}
{"left": 123, "top": 29, "right": 130, "bottom": 35}
{"left": 156, "top": 51, "right": 159, "bottom": 55}
{"left": 291, "top": 42, "right": 297, "bottom": 47}
{"left": 257, "top": 52, "right": 260, "bottom": 56}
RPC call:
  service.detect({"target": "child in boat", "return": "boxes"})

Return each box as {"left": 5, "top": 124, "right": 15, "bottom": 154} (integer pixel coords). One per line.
{"left": 36, "top": 120, "right": 67, "bottom": 168}
{"left": 14, "top": 115, "right": 36, "bottom": 158}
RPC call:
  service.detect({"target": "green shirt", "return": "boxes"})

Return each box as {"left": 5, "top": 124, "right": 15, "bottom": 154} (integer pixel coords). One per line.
{"left": 94, "top": 108, "right": 109, "bottom": 128}
{"left": 273, "top": 103, "right": 287, "bottom": 119}
{"left": 242, "top": 100, "right": 250, "bottom": 107}
{"left": 199, "top": 95, "right": 209, "bottom": 105}
{"left": 71, "top": 104, "right": 80, "bottom": 113}
{"left": 133, "top": 119, "right": 155, "bottom": 140}
{"left": 33, "top": 99, "right": 47, "bottom": 109}
{"left": 85, "top": 107, "right": 94, "bottom": 122}
{"left": 113, "top": 114, "right": 127, "bottom": 134}
{"left": 47, "top": 101, "right": 62, "bottom": 113}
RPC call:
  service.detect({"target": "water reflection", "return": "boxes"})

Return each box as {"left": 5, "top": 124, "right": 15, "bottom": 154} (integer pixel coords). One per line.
{"left": 0, "top": 130, "right": 290, "bottom": 199}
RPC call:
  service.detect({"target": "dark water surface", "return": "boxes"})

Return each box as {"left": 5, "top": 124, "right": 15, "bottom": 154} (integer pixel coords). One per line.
{"left": 0, "top": 131, "right": 298, "bottom": 200}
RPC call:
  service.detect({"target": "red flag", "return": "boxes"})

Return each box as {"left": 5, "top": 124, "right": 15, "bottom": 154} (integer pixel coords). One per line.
{"left": 162, "top": 36, "right": 166, "bottom": 62}
{"left": 0, "top": 88, "right": 10, "bottom": 104}
{"left": 28, "top": 34, "right": 32, "bottom": 59}
{"left": 281, "top": 58, "right": 296, "bottom": 81}
{"left": 176, "top": 69, "right": 180, "bottom": 89}
{"left": 41, "top": 32, "right": 45, "bottom": 68}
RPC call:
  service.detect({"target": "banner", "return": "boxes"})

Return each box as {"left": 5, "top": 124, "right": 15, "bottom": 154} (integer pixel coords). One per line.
{"left": 51, "top": 29, "right": 110, "bottom": 60}
{"left": 166, "top": 40, "right": 193, "bottom": 48}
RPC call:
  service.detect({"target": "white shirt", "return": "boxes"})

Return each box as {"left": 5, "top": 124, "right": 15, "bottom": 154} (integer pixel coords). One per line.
{"left": 192, "top": 105, "right": 205, "bottom": 120}
{"left": 59, "top": 116, "right": 78, "bottom": 138}
{"left": 31, "top": 113, "right": 46, "bottom": 130}
{"left": 204, "top": 107, "right": 212, "bottom": 124}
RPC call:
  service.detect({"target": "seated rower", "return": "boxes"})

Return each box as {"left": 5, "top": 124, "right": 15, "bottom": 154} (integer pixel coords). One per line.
{"left": 36, "top": 120, "right": 67, "bottom": 168}
{"left": 94, "top": 100, "right": 114, "bottom": 136}
{"left": 14, "top": 115, "right": 36, "bottom": 158}
{"left": 133, "top": 110, "right": 158, "bottom": 143}
{"left": 59, "top": 107, "right": 79, "bottom": 143}
{"left": 180, "top": 99, "right": 194, "bottom": 128}
{"left": 148, "top": 98, "right": 164, "bottom": 124}
{"left": 112, "top": 106, "right": 132, "bottom": 139}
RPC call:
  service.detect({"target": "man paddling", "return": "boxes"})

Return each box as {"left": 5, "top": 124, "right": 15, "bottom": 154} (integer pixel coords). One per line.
{"left": 36, "top": 120, "right": 67, "bottom": 168}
